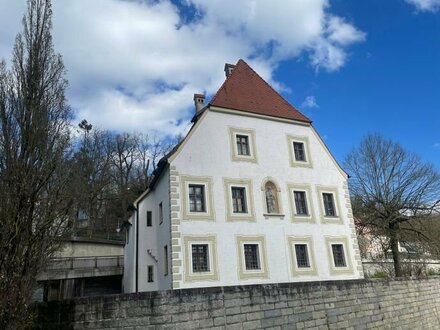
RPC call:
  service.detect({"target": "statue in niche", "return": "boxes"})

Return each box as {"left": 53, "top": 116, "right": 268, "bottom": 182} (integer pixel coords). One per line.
{"left": 265, "top": 182, "right": 279, "bottom": 213}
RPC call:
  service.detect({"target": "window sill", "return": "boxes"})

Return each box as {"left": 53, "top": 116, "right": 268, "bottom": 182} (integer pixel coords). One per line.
{"left": 263, "top": 213, "right": 285, "bottom": 218}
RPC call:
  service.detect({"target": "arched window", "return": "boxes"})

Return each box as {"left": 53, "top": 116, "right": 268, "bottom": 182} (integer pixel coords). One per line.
{"left": 265, "top": 181, "right": 280, "bottom": 214}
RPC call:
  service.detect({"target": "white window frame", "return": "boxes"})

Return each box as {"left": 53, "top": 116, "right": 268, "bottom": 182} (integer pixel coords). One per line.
{"left": 325, "top": 236, "right": 353, "bottom": 275}
{"left": 183, "top": 235, "right": 219, "bottom": 282}
{"left": 316, "top": 186, "right": 342, "bottom": 224}
{"left": 181, "top": 176, "right": 215, "bottom": 221}
{"left": 286, "top": 135, "right": 313, "bottom": 168}
{"left": 236, "top": 236, "right": 269, "bottom": 279}
{"left": 229, "top": 127, "right": 258, "bottom": 163}
{"left": 287, "top": 184, "right": 315, "bottom": 223}
{"left": 287, "top": 236, "right": 317, "bottom": 276}
{"left": 224, "top": 178, "right": 255, "bottom": 222}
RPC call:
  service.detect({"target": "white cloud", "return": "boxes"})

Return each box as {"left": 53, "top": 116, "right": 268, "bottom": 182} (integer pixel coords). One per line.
{"left": 0, "top": 0, "right": 365, "bottom": 137}
{"left": 405, "top": 0, "right": 440, "bottom": 12}
{"left": 302, "top": 96, "right": 319, "bottom": 109}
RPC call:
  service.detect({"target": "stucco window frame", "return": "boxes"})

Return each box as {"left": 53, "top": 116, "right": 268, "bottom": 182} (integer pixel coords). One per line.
{"left": 286, "top": 134, "right": 313, "bottom": 168}
{"left": 228, "top": 127, "right": 258, "bottom": 163}
{"left": 224, "top": 178, "right": 255, "bottom": 222}
{"left": 261, "top": 177, "right": 284, "bottom": 218}
{"left": 236, "top": 235, "right": 269, "bottom": 280}
{"left": 181, "top": 176, "right": 215, "bottom": 221}
{"left": 324, "top": 236, "right": 353, "bottom": 275}
{"left": 183, "top": 235, "right": 219, "bottom": 282}
{"left": 316, "top": 186, "right": 343, "bottom": 224}
{"left": 287, "top": 236, "right": 318, "bottom": 277}
{"left": 287, "top": 183, "right": 315, "bottom": 223}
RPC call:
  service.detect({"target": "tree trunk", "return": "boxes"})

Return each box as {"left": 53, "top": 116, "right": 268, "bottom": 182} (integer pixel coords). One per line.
{"left": 389, "top": 223, "right": 402, "bottom": 277}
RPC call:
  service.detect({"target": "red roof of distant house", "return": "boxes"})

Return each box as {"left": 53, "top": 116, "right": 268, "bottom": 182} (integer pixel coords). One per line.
{"left": 210, "top": 59, "right": 311, "bottom": 123}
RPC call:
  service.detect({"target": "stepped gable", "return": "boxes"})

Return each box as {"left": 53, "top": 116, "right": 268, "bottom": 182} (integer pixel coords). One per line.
{"left": 210, "top": 59, "right": 311, "bottom": 123}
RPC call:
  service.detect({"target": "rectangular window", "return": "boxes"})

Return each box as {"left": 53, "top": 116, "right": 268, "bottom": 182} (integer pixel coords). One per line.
{"left": 232, "top": 187, "right": 247, "bottom": 213}
{"left": 295, "top": 244, "right": 310, "bottom": 268}
{"left": 331, "top": 244, "right": 346, "bottom": 267}
{"left": 244, "top": 244, "right": 260, "bottom": 270}
{"left": 147, "top": 265, "right": 154, "bottom": 282}
{"left": 236, "top": 135, "right": 250, "bottom": 156}
{"left": 191, "top": 244, "right": 209, "bottom": 272}
{"left": 293, "top": 142, "right": 306, "bottom": 162}
{"left": 294, "top": 191, "right": 308, "bottom": 215}
{"left": 159, "top": 202, "right": 163, "bottom": 224}
{"left": 188, "top": 184, "right": 206, "bottom": 212}
{"left": 146, "top": 211, "right": 152, "bottom": 227}
{"left": 164, "top": 245, "right": 168, "bottom": 275}
{"left": 323, "top": 193, "right": 336, "bottom": 216}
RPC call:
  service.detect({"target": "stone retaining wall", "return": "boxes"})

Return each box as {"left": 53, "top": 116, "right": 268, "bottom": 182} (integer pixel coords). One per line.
{"left": 32, "top": 278, "right": 440, "bottom": 329}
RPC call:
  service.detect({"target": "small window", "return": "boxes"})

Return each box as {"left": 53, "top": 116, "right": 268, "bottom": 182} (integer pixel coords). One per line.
{"left": 192, "top": 244, "right": 209, "bottom": 272}
{"left": 188, "top": 184, "right": 206, "bottom": 212}
{"left": 164, "top": 245, "right": 168, "bottom": 275}
{"left": 146, "top": 211, "right": 152, "bottom": 227}
{"left": 295, "top": 244, "right": 310, "bottom": 268}
{"left": 322, "top": 193, "right": 336, "bottom": 217}
{"left": 294, "top": 191, "right": 308, "bottom": 215}
{"left": 265, "top": 181, "right": 279, "bottom": 214}
{"left": 244, "top": 244, "right": 260, "bottom": 270}
{"left": 232, "top": 187, "right": 247, "bottom": 213}
{"left": 236, "top": 135, "right": 250, "bottom": 156}
{"left": 331, "top": 244, "right": 346, "bottom": 267}
{"left": 147, "top": 265, "right": 154, "bottom": 282}
{"left": 293, "top": 142, "right": 306, "bottom": 162}
{"left": 159, "top": 202, "right": 163, "bottom": 224}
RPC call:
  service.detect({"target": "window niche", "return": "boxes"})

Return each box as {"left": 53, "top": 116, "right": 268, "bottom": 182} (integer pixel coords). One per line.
{"left": 325, "top": 236, "right": 353, "bottom": 275}
{"left": 261, "top": 178, "right": 284, "bottom": 218}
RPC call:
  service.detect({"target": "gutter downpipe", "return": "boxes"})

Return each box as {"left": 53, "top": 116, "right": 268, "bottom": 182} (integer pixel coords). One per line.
{"left": 135, "top": 200, "right": 140, "bottom": 293}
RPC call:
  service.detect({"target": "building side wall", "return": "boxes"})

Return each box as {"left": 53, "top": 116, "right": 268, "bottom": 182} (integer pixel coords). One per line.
{"left": 123, "top": 168, "right": 172, "bottom": 293}
{"left": 170, "top": 110, "right": 363, "bottom": 289}
{"left": 137, "top": 168, "right": 172, "bottom": 291}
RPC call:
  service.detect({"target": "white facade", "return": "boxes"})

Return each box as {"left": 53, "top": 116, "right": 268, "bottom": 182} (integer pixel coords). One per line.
{"left": 123, "top": 62, "right": 364, "bottom": 293}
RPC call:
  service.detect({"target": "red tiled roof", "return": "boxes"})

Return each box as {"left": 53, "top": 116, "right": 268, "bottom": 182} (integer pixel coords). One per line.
{"left": 210, "top": 59, "right": 311, "bottom": 123}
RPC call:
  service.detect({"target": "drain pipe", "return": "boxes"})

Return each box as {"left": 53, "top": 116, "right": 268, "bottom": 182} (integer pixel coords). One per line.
{"left": 127, "top": 203, "right": 139, "bottom": 292}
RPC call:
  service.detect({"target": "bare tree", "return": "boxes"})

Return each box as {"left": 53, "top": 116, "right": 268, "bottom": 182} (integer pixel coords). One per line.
{"left": 0, "top": 0, "right": 72, "bottom": 327}
{"left": 345, "top": 133, "right": 440, "bottom": 277}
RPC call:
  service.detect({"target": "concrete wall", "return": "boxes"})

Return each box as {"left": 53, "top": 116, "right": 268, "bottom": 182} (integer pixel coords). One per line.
{"left": 32, "top": 278, "right": 440, "bottom": 329}
{"left": 56, "top": 239, "right": 124, "bottom": 258}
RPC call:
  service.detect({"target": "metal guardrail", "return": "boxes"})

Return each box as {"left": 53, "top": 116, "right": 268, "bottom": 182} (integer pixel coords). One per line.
{"left": 47, "top": 256, "right": 124, "bottom": 271}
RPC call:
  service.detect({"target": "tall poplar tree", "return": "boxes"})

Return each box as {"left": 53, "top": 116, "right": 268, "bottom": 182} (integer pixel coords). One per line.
{"left": 0, "top": 1, "right": 72, "bottom": 327}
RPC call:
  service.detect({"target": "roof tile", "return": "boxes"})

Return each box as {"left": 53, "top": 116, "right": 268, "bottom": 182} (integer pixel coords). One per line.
{"left": 210, "top": 59, "right": 311, "bottom": 123}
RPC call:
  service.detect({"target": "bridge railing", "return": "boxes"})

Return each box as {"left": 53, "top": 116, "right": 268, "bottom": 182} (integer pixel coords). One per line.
{"left": 47, "top": 256, "right": 124, "bottom": 271}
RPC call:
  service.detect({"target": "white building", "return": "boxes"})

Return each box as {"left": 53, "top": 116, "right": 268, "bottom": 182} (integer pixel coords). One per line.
{"left": 123, "top": 59, "right": 363, "bottom": 293}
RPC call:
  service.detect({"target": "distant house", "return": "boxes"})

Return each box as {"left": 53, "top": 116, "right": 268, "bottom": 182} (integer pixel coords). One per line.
{"left": 123, "top": 59, "right": 363, "bottom": 293}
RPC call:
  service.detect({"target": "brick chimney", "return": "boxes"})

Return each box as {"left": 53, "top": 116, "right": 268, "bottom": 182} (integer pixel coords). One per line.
{"left": 224, "top": 63, "right": 235, "bottom": 77}
{"left": 193, "top": 93, "right": 205, "bottom": 115}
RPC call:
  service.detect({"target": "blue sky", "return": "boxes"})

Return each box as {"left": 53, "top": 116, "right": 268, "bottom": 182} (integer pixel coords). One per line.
{"left": 279, "top": 0, "right": 440, "bottom": 169}
{"left": 0, "top": 0, "right": 439, "bottom": 169}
